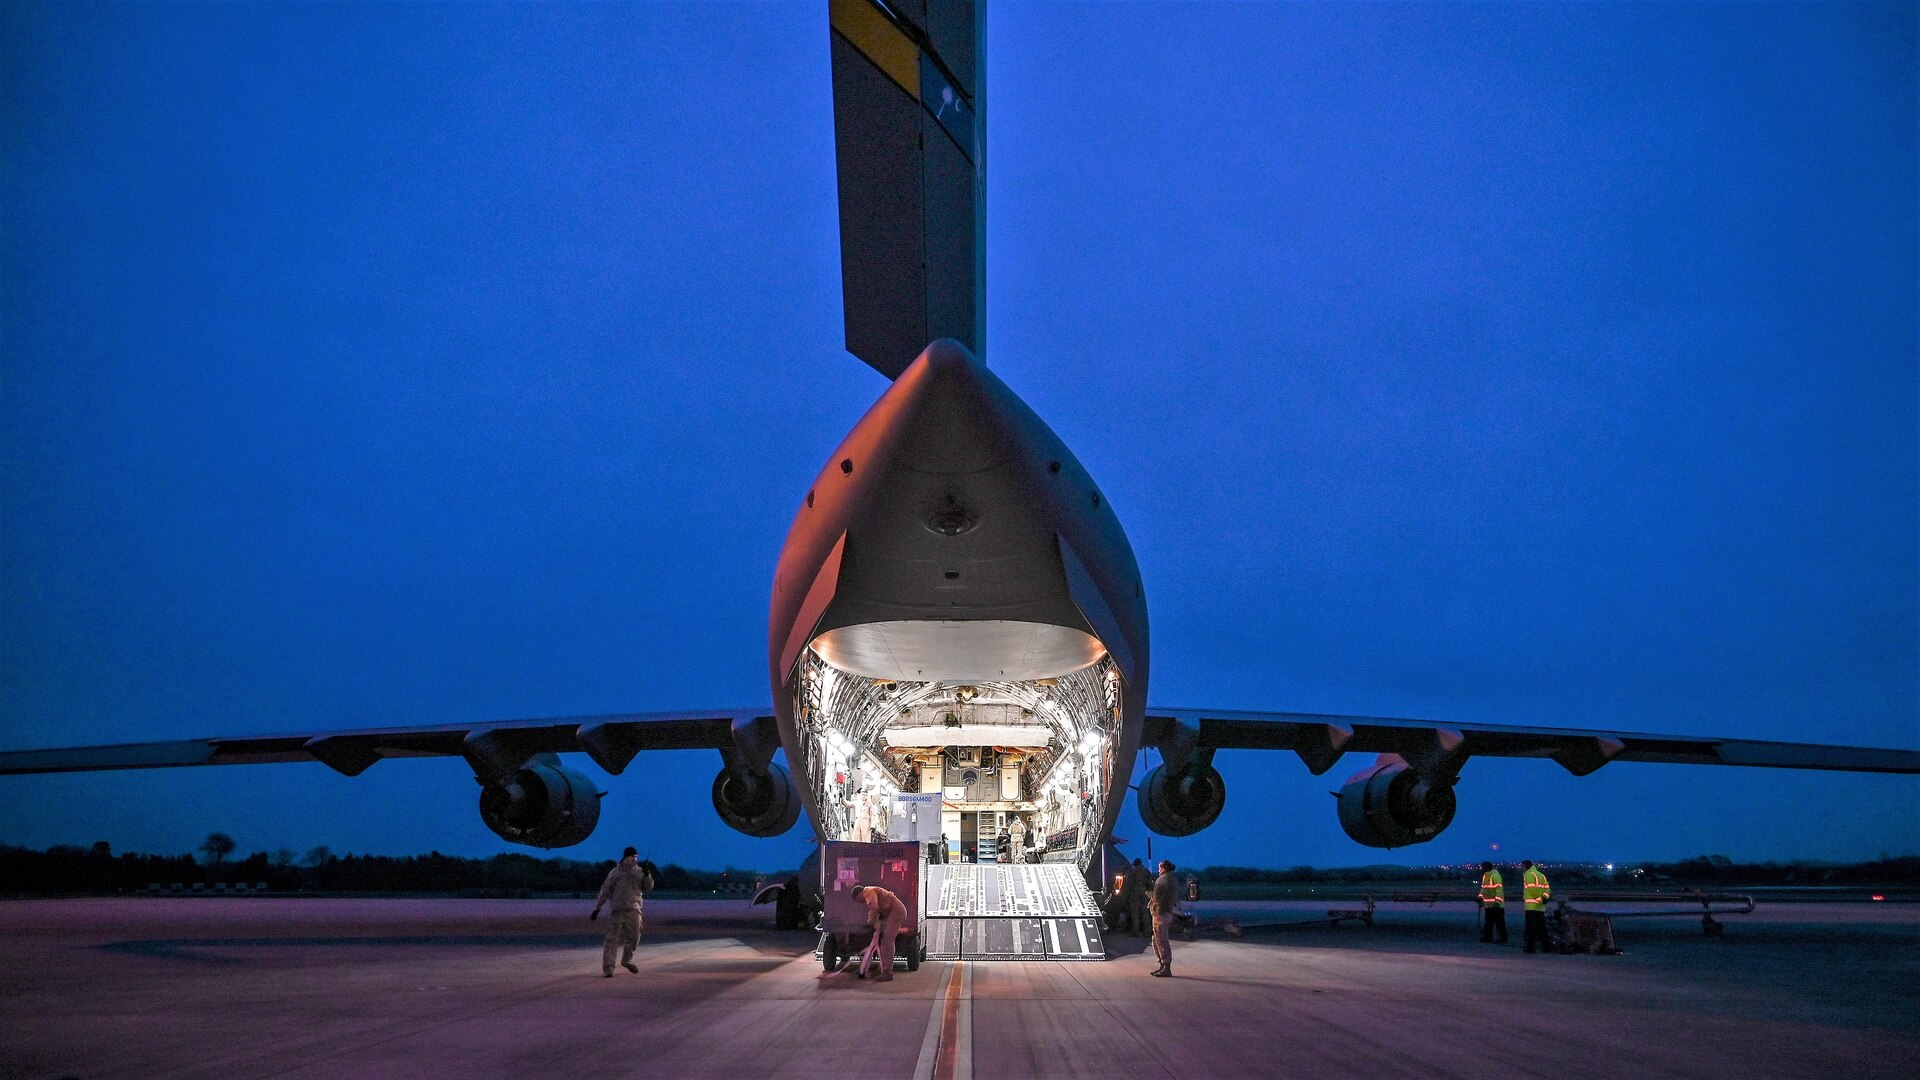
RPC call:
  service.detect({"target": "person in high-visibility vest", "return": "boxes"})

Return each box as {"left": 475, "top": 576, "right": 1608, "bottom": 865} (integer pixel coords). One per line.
{"left": 1521, "top": 860, "right": 1552, "bottom": 953}
{"left": 1477, "top": 861, "right": 1508, "bottom": 943}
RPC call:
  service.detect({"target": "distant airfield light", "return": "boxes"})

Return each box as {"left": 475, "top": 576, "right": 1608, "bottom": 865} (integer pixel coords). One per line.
{"left": 1871, "top": 894, "right": 1886, "bottom": 902}
{"left": 1605, "top": 863, "right": 1614, "bottom": 872}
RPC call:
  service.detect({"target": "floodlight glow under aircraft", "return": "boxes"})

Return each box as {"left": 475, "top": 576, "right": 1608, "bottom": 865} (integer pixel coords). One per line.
{"left": 3, "top": 0, "right": 1917, "bottom": 877}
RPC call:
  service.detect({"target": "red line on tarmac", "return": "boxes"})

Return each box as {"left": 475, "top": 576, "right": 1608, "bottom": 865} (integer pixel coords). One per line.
{"left": 934, "top": 962, "right": 963, "bottom": 1080}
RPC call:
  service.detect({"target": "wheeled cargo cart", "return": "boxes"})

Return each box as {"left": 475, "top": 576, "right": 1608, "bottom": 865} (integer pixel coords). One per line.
{"left": 817, "top": 839, "right": 926, "bottom": 973}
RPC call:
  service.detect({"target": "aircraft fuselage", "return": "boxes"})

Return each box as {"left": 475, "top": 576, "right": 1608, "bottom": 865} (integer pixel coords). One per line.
{"left": 767, "top": 341, "right": 1149, "bottom": 869}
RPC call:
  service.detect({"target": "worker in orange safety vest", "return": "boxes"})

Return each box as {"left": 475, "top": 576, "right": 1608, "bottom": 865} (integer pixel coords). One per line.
{"left": 1477, "top": 861, "right": 1508, "bottom": 944}
{"left": 1521, "top": 860, "right": 1553, "bottom": 953}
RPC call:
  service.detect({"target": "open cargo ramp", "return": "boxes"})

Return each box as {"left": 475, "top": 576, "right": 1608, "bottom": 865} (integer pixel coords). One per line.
{"left": 923, "top": 863, "right": 1106, "bottom": 960}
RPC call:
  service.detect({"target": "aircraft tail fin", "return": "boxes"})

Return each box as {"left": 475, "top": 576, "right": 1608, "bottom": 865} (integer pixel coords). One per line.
{"left": 828, "top": 0, "right": 983, "bottom": 379}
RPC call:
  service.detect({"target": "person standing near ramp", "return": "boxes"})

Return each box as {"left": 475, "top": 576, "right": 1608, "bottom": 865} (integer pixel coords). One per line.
{"left": 1478, "top": 861, "right": 1508, "bottom": 944}
{"left": 1149, "top": 859, "right": 1178, "bottom": 977}
{"left": 1125, "top": 858, "right": 1151, "bottom": 936}
{"left": 1521, "top": 860, "right": 1552, "bottom": 954}
{"left": 590, "top": 846, "right": 654, "bottom": 977}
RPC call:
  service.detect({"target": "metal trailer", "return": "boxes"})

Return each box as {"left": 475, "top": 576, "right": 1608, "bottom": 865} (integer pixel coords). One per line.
{"left": 1553, "top": 891, "right": 1757, "bottom": 939}
{"left": 1196, "top": 887, "right": 1757, "bottom": 944}
{"left": 817, "top": 839, "right": 927, "bottom": 973}
{"left": 1385, "top": 887, "right": 1758, "bottom": 937}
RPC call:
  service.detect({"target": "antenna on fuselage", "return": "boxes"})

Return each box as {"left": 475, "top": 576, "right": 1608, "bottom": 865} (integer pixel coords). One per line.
{"left": 827, "top": 0, "right": 984, "bottom": 379}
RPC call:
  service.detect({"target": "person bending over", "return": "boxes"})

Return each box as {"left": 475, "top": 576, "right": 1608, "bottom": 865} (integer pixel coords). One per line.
{"left": 849, "top": 883, "right": 906, "bottom": 982}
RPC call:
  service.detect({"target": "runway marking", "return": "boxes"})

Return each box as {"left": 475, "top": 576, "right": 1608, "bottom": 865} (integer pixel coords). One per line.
{"left": 912, "top": 961, "right": 972, "bottom": 1080}
{"left": 910, "top": 967, "right": 949, "bottom": 1079}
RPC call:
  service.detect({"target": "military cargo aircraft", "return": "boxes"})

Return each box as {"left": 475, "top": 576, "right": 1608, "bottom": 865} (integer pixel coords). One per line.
{"left": 4, "top": 1, "right": 1916, "bottom": 883}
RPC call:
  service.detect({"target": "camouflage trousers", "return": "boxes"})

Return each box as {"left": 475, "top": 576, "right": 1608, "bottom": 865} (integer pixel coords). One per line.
{"left": 1153, "top": 914, "right": 1174, "bottom": 971}
{"left": 602, "top": 909, "right": 643, "bottom": 973}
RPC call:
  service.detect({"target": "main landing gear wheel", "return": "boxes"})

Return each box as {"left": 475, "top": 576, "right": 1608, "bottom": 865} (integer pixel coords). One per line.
{"left": 820, "top": 932, "right": 839, "bottom": 972}
{"left": 905, "top": 935, "right": 922, "bottom": 971}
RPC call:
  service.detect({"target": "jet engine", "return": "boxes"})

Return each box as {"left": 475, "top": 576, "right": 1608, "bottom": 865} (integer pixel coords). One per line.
{"left": 1137, "top": 763, "right": 1226, "bottom": 837}
{"left": 478, "top": 759, "right": 602, "bottom": 848}
{"left": 1336, "top": 757, "right": 1456, "bottom": 848}
{"left": 712, "top": 762, "right": 801, "bottom": 837}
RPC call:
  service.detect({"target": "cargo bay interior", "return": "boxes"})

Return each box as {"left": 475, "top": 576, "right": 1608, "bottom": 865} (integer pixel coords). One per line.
{"left": 790, "top": 634, "right": 1122, "bottom": 874}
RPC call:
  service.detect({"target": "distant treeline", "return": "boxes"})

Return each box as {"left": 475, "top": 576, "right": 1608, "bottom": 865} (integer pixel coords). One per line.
{"left": 1200, "top": 865, "right": 1463, "bottom": 885}
{"left": 1622, "top": 854, "right": 1920, "bottom": 885}
{"left": 4, "top": 841, "right": 1916, "bottom": 896}
{"left": 1191, "top": 855, "right": 1920, "bottom": 886}
{"left": 0, "top": 841, "right": 771, "bottom": 897}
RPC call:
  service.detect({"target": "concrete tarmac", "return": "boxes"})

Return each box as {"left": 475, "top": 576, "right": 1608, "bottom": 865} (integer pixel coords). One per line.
{"left": 2, "top": 897, "right": 1914, "bottom": 1079}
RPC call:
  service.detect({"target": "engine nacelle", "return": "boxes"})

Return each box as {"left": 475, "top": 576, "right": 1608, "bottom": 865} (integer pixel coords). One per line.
{"left": 478, "top": 760, "right": 602, "bottom": 848}
{"left": 1337, "top": 758, "right": 1456, "bottom": 848}
{"left": 712, "top": 762, "right": 801, "bottom": 837}
{"left": 1137, "top": 763, "right": 1226, "bottom": 837}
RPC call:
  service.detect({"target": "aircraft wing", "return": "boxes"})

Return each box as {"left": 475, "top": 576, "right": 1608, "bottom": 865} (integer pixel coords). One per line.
{"left": 0, "top": 709, "right": 780, "bottom": 782}
{"left": 1142, "top": 708, "right": 1920, "bottom": 777}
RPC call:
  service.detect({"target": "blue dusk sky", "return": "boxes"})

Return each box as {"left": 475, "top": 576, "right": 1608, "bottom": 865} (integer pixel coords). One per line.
{"left": 2, "top": 2, "right": 1914, "bottom": 870}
